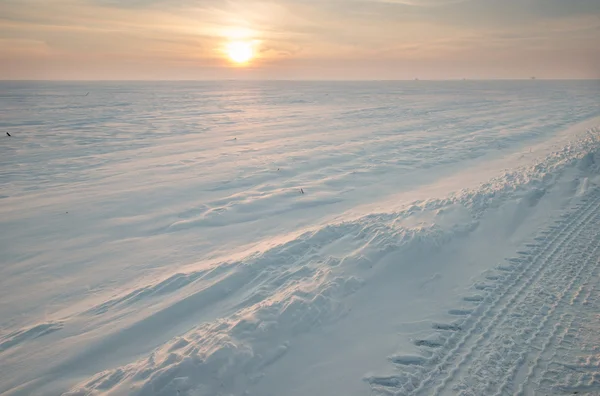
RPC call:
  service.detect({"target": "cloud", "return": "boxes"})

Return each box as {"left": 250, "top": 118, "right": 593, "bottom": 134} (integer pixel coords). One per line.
{"left": 428, "top": 0, "right": 600, "bottom": 27}
{"left": 380, "top": 0, "right": 473, "bottom": 6}
{"left": 0, "top": 0, "right": 598, "bottom": 79}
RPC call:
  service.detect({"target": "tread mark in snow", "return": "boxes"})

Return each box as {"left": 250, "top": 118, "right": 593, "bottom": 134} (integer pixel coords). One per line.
{"left": 368, "top": 188, "right": 600, "bottom": 396}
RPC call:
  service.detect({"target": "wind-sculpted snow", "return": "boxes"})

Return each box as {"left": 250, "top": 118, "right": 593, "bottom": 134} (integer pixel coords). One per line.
{"left": 0, "top": 81, "right": 599, "bottom": 396}
{"left": 368, "top": 181, "right": 600, "bottom": 396}
{"left": 63, "top": 129, "right": 600, "bottom": 396}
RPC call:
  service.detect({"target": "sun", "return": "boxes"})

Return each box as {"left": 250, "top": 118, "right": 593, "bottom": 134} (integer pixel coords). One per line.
{"left": 226, "top": 41, "right": 254, "bottom": 65}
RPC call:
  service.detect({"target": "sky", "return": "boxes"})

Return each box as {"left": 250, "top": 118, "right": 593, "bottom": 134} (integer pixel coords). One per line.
{"left": 1, "top": 0, "right": 599, "bottom": 80}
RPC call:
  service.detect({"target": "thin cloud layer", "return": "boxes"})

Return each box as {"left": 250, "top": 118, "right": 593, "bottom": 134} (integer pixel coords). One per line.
{"left": 0, "top": 0, "right": 598, "bottom": 79}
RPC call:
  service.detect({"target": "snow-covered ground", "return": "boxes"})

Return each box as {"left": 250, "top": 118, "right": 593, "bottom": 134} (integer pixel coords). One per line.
{"left": 1, "top": 80, "right": 599, "bottom": 396}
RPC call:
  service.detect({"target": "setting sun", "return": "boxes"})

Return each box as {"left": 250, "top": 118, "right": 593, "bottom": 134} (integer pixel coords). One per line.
{"left": 226, "top": 41, "right": 254, "bottom": 65}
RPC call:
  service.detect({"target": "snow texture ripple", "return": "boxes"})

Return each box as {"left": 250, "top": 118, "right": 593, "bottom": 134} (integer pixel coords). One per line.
{"left": 0, "top": 81, "right": 599, "bottom": 396}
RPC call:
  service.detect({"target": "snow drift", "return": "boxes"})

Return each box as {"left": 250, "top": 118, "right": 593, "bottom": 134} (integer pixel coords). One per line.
{"left": 0, "top": 81, "right": 599, "bottom": 396}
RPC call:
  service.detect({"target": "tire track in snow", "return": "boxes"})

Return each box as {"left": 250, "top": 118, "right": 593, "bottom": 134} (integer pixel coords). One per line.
{"left": 514, "top": 249, "right": 600, "bottom": 395}
{"left": 367, "top": 187, "right": 600, "bottom": 395}
{"left": 428, "top": 189, "right": 600, "bottom": 396}
{"left": 489, "top": 222, "right": 600, "bottom": 396}
{"left": 540, "top": 260, "right": 600, "bottom": 394}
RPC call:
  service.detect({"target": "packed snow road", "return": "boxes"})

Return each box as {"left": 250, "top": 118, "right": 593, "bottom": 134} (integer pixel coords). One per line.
{"left": 368, "top": 186, "right": 600, "bottom": 395}
{"left": 0, "top": 81, "right": 599, "bottom": 396}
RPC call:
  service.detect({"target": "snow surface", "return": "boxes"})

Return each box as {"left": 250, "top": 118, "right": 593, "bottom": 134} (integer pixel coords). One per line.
{"left": 1, "top": 80, "right": 600, "bottom": 396}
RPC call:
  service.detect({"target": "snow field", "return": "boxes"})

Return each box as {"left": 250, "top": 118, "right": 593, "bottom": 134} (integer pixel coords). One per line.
{"left": 0, "top": 81, "right": 599, "bottom": 396}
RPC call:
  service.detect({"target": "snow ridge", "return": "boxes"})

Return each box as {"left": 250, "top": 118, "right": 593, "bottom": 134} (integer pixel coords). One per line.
{"left": 367, "top": 134, "right": 600, "bottom": 395}
{"left": 58, "top": 128, "right": 600, "bottom": 395}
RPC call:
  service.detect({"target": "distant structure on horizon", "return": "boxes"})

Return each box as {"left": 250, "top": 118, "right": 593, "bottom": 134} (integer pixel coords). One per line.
{"left": 531, "top": 76, "right": 536, "bottom": 80}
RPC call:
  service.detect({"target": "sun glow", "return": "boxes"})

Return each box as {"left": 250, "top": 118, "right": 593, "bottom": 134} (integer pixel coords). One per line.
{"left": 226, "top": 41, "right": 254, "bottom": 64}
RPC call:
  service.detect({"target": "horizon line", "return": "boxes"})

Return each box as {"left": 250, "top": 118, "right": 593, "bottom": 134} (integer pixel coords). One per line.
{"left": 1, "top": 78, "right": 599, "bottom": 83}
